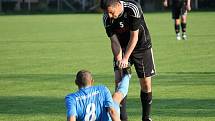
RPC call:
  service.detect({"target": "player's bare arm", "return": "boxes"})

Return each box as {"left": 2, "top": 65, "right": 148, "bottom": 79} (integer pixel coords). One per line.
{"left": 187, "top": 0, "right": 191, "bottom": 11}
{"left": 110, "top": 34, "right": 128, "bottom": 104}
{"left": 110, "top": 34, "right": 123, "bottom": 62}
{"left": 108, "top": 107, "right": 121, "bottom": 121}
{"left": 67, "top": 116, "right": 76, "bottom": 121}
{"left": 163, "top": 0, "right": 168, "bottom": 7}
{"left": 120, "top": 30, "right": 139, "bottom": 68}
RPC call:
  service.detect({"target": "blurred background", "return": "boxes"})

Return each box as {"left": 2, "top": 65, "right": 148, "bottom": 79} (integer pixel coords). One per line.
{"left": 0, "top": 0, "right": 215, "bottom": 13}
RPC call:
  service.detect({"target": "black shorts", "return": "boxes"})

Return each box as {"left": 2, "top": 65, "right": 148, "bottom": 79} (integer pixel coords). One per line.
{"left": 113, "top": 48, "right": 156, "bottom": 78}
{"left": 172, "top": 0, "right": 187, "bottom": 19}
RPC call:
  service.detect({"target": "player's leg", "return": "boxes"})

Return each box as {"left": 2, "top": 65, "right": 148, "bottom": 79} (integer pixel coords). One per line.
{"left": 181, "top": 15, "right": 187, "bottom": 40}
{"left": 139, "top": 77, "right": 152, "bottom": 121}
{"left": 113, "top": 69, "right": 131, "bottom": 104}
{"left": 118, "top": 68, "right": 131, "bottom": 121}
{"left": 119, "top": 96, "right": 128, "bottom": 121}
{"left": 172, "top": 2, "right": 181, "bottom": 40}
{"left": 132, "top": 48, "right": 155, "bottom": 121}
{"left": 113, "top": 99, "right": 120, "bottom": 114}
{"left": 113, "top": 70, "right": 124, "bottom": 104}
{"left": 181, "top": 3, "right": 188, "bottom": 40}
{"left": 112, "top": 60, "right": 131, "bottom": 121}
{"left": 113, "top": 70, "right": 129, "bottom": 121}
{"left": 175, "top": 19, "right": 181, "bottom": 40}
{"left": 116, "top": 74, "right": 131, "bottom": 99}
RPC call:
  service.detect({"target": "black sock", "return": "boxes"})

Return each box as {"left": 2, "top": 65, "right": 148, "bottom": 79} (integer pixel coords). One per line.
{"left": 175, "top": 24, "right": 180, "bottom": 34}
{"left": 120, "top": 96, "right": 128, "bottom": 121}
{"left": 181, "top": 23, "right": 187, "bottom": 33}
{"left": 140, "top": 91, "right": 152, "bottom": 121}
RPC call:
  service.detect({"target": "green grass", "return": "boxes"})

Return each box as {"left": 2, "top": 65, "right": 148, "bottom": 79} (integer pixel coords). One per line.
{"left": 0, "top": 12, "right": 215, "bottom": 121}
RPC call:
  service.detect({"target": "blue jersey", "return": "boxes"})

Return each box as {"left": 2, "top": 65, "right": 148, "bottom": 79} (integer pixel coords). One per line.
{"left": 65, "top": 85, "right": 114, "bottom": 121}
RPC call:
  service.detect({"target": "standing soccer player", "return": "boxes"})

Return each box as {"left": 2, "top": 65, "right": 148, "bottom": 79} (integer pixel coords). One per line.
{"left": 163, "top": 0, "right": 191, "bottom": 40}
{"left": 100, "top": 0, "right": 156, "bottom": 121}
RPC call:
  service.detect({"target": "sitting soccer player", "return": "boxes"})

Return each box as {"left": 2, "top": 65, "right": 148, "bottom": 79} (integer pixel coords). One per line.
{"left": 65, "top": 70, "right": 130, "bottom": 121}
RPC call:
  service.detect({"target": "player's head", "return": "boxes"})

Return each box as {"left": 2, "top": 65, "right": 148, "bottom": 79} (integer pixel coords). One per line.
{"left": 100, "top": 0, "right": 123, "bottom": 19}
{"left": 75, "top": 70, "right": 94, "bottom": 89}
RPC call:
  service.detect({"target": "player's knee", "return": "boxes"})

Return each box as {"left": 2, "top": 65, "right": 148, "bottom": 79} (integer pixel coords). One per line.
{"left": 139, "top": 77, "right": 152, "bottom": 92}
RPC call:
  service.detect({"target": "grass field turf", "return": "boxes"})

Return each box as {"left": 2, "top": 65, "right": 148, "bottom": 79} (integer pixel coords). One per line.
{"left": 0, "top": 12, "right": 215, "bottom": 121}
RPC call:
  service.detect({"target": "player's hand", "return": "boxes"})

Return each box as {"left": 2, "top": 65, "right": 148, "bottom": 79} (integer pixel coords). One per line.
{"left": 186, "top": 4, "right": 191, "bottom": 11}
{"left": 119, "top": 58, "right": 128, "bottom": 69}
{"left": 163, "top": 1, "right": 168, "bottom": 7}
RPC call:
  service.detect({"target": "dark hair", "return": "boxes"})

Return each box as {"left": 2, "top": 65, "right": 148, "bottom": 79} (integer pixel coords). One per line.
{"left": 100, "top": 0, "right": 120, "bottom": 10}
{"left": 75, "top": 70, "right": 93, "bottom": 88}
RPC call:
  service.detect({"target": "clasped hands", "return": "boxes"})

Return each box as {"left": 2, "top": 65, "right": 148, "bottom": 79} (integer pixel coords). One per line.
{"left": 117, "top": 58, "right": 129, "bottom": 69}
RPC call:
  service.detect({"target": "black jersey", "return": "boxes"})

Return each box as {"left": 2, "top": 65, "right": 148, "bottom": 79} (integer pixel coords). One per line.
{"left": 103, "top": 0, "right": 152, "bottom": 51}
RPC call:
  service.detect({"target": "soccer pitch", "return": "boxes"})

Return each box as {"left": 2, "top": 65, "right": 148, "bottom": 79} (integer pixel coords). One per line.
{"left": 0, "top": 12, "right": 215, "bottom": 121}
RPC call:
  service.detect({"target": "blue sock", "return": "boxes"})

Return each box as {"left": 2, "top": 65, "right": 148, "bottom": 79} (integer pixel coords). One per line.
{"left": 117, "top": 74, "right": 131, "bottom": 98}
{"left": 113, "top": 100, "right": 120, "bottom": 115}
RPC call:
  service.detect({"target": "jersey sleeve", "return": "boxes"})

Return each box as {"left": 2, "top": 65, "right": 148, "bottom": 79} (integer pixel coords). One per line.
{"left": 103, "top": 14, "right": 114, "bottom": 37}
{"left": 102, "top": 86, "right": 114, "bottom": 108}
{"left": 129, "top": 16, "right": 141, "bottom": 31}
{"left": 65, "top": 95, "right": 77, "bottom": 118}
{"left": 126, "top": 2, "right": 142, "bottom": 31}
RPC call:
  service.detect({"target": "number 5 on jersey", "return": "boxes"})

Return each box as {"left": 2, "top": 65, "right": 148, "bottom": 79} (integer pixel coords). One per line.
{"left": 120, "top": 22, "right": 124, "bottom": 28}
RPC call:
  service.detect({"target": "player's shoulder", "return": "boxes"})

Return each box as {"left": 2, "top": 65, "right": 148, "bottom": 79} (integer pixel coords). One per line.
{"left": 65, "top": 92, "right": 76, "bottom": 100}
{"left": 122, "top": 0, "right": 138, "bottom": 5}
{"left": 103, "top": 13, "right": 109, "bottom": 20}
{"left": 65, "top": 89, "right": 83, "bottom": 100}
{"left": 122, "top": 0, "right": 142, "bottom": 18}
{"left": 65, "top": 93, "right": 77, "bottom": 105}
{"left": 103, "top": 13, "right": 110, "bottom": 27}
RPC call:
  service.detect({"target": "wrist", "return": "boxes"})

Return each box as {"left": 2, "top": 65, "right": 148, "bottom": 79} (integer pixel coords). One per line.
{"left": 123, "top": 54, "right": 129, "bottom": 60}
{"left": 114, "top": 55, "right": 122, "bottom": 61}
{"left": 115, "top": 58, "right": 122, "bottom": 62}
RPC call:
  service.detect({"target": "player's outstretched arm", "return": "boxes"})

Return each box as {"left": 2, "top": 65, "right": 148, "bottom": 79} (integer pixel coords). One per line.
{"left": 108, "top": 107, "right": 121, "bottom": 121}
